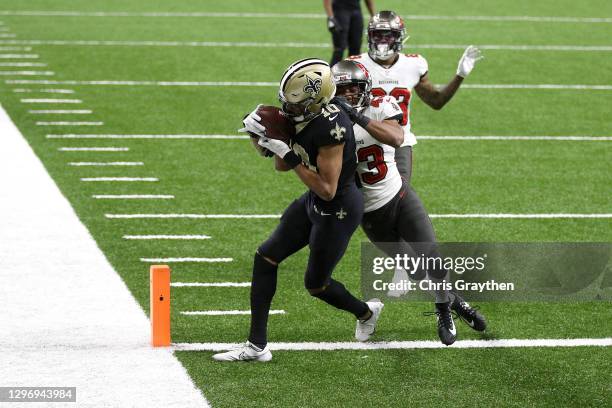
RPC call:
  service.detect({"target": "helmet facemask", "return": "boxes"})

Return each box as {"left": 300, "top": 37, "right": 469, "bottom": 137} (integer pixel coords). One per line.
{"left": 367, "top": 11, "right": 407, "bottom": 61}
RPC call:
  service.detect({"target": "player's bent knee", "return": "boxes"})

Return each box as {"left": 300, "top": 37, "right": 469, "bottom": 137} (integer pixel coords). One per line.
{"left": 307, "top": 286, "right": 326, "bottom": 296}
{"left": 255, "top": 250, "right": 279, "bottom": 266}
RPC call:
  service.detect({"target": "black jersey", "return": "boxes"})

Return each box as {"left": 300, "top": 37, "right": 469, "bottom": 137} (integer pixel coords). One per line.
{"left": 333, "top": 0, "right": 360, "bottom": 11}
{"left": 289, "top": 103, "right": 357, "bottom": 198}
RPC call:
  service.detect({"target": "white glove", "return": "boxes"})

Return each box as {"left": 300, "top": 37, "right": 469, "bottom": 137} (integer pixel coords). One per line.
{"left": 238, "top": 104, "right": 266, "bottom": 137}
{"left": 257, "top": 137, "right": 291, "bottom": 158}
{"left": 456, "top": 45, "right": 483, "bottom": 78}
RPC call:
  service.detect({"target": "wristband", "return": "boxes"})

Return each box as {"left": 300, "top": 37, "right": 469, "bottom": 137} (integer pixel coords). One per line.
{"left": 282, "top": 150, "right": 302, "bottom": 169}
{"left": 353, "top": 113, "right": 371, "bottom": 129}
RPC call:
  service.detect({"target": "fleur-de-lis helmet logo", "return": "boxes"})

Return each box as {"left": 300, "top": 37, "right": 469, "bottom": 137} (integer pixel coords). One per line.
{"left": 303, "top": 75, "right": 322, "bottom": 97}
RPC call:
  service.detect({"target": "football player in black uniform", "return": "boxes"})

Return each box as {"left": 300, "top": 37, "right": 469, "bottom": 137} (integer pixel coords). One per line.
{"left": 213, "top": 58, "right": 383, "bottom": 362}
{"left": 324, "top": 0, "right": 376, "bottom": 65}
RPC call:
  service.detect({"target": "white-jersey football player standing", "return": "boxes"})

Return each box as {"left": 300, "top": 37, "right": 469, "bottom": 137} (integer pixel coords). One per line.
{"left": 332, "top": 60, "right": 487, "bottom": 345}
{"left": 350, "top": 10, "right": 483, "bottom": 183}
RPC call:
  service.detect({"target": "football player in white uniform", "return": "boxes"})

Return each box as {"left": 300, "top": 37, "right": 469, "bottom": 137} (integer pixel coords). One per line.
{"left": 332, "top": 60, "right": 486, "bottom": 345}
{"left": 349, "top": 10, "right": 483, "bottom": 183}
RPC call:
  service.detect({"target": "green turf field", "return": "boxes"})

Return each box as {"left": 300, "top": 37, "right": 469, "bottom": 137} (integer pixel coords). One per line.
{"left": 0, "top": 0, "right": 610, "bottom": 406}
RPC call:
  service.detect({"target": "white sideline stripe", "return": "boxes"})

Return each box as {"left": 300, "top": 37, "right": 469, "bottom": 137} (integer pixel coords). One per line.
{"left": 106, "top": 213, "right": 612, "bottom": 219}
{"left": 81, "top": 177, "right": 158, "bottom": 182}
{"left": 36, "top": 121, "right": 103, "bottom": 126}
{"left": 47, "top": 134, "right": 250, "bottom": 139}
{"left": 30, "top": 109, "right": 92, "bottom": 114}
{"left": 124, "top": 235, "right": 211, "bottom": 240}
{"left": 174, "top": 338, "right": 612, "bottom": 351}
{"left": 0, "top": 70, "right": 54, "bottom": 75}
{"left": 0, "top": 103, "right": 209, "bottom": 407}
{"left": 45, "top": 134, "right": 612, "bottom": 141}
{"left": 0, "top": 11, "right": 609, "bottom": 23}
{"left": 0, "top": 62, "right": 46, "bottom": 66}
{"left": 171, "top": 282, "right": 250, "bottom": 287}
{"left": 0, "top": 53, "right": 37, "bottom": 58}
{"left": 2, "top": 39, "right": 611, "bottom": 52}
{"left": 108, "top": 214, "right": 281, "bottom": 219}
{"left": 15, "top": 88, "right": 75, "bottom": 93}
{"left": 181, "top": 310, "right": 285, "bottom": 316}
{"left": 72, "top": 162, "right": 144, "bottom": 166}
{"left": 9, "top": 79, "right": 612, "bottom": 90}
{"left": 59, "top": 147, "right": 129, "bottom": 151}
{"left": 20, "top": 98, "right": 82, "bottom": 103}
{"left": 93, "top": 194, "right": 173, "bottom": 199}
{"left": 140, "top": 257, "right": 233, "bottom": 263}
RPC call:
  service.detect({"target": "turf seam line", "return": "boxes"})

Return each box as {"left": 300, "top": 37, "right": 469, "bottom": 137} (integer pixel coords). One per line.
{"left": 140, "top": 257, "right": 233, "bottom": 263}
{"left": 123, "top": 235, "right": 211, "bottom": 240}
{"left": 180, "top": 310, "right": 285, "bottom": 316}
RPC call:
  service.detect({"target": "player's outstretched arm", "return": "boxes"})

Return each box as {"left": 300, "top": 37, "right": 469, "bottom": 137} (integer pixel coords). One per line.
{"left": 293, "top": 144, "right": 343, "bottom": 201}
{"left": 415, "top": 45, "right": 483, "bottom": 110}
{"left": 363, "top": 119, "right": 404, "bottom": 148}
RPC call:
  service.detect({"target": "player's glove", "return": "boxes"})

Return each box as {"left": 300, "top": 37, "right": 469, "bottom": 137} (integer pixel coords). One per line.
{"left": 456, "top": 45, "right": 484, "bottom": 78}
{"left": 258, "top": 137, "right": 302, "bottom": 168}
{"left": 238, "top": 104, "right": 266, "bottom": 137}
{"left": 327, "top": 16, "right": 341, "bottom": 33}
{"left": 332, "top": 96, "right": 371, "bottom": 128}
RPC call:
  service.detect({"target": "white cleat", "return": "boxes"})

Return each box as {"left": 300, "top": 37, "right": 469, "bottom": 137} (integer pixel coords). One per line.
{"left": 212, "top": 341, "right": 272, "bottom": 362}
{"left": 355, "top": 299, "right": 384, "bottom": 342}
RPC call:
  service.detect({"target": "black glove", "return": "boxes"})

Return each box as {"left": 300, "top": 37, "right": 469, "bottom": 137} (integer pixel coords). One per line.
{"left": 327, "top": 16, "right": 341, "bottom": 33}
{"left": 332, "top": 96, "right": 371, "bottom": 128}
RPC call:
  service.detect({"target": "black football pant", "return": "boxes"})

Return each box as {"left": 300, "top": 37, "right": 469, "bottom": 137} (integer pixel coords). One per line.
{"left": 249, "top": 187, "right": 369, "bottom": 346}
{"left": 361, "top": 180, "right": 451, "bottom": 303}
{"left": 330, "top": 7, "right": 364, "bottom": 66}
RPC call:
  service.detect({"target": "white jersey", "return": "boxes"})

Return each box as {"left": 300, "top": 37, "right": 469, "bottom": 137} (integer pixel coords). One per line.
{"left": 354, "top": 95, "right": 404, "bottom": 212}
{"left": 351, "top": 52, "right": 429, "bottom": 147}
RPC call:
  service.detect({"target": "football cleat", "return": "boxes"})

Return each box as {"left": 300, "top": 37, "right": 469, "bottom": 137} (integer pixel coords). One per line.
{"left": 426, "top": 302, "right": 457, "bottom": 346}
{"left": 212, "top": 341, "right": 272, "bottom": 362}
{"left": 355, "top": 299, "right": 384, "bottom": 342}
{"left": 451, "top": 292, "right": 487, "bottom": 332}
{"left": 386, "top": 267, "right": 409, "bottom": 298}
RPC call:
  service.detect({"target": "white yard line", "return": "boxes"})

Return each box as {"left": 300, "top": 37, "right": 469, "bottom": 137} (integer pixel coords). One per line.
{"left": 30, "top": 109, "right": 92, "bottom": 114}
{"left": 174, "top": 338, "right": 612, "bottom": 351}
{"left": 9, "top": 79, "right": 612, "bottom": 90}
{"left": 106, "top": 213, "right": 612, "bottom": 219}
{"left": 72, "top": 162, "right": 143, "bottom": 166}
{"left": 171, "top": 282, "right": 250, "bottom": 287}
{"left": 21, "top": 98, "right": 82, "bottom": 103}
{"left": 0, "top": 62, "right": 46, "bottom": 66}
{"left": 15, "top": 88, "right": 75, "bottom": 93}
{"left": 59, "top": 147, "right": 129, "bottom": 151}
{"left": 123, "top": 235, "right": 211, "bottom": 240}
{"left": 81, "top": 177, "right": 158, "bottom": 182}
{"left": 1, "top": 39, "right": 611, "bottom": 52}
{"left": 36, "top": 121, "right": 103, "bottom": 126}
{"left": 0, "top": 46, "right": 31, "bottom": 51}
{"left": 0, "top": 103, "right": 209, "bottom": 408}
{"left": 181, "top": 310, "right": 285, "bottom": 316}
{"left": 0, "top": 70, "right": 54, "bottom": 75}
{"left": 140, "top": 257, "right": 233, "bottom": 263}
{"left": 93, "top": 195, "right": 172, "bottom": 199}
{"left": 45, "top": 134, "right": 612, "bottom": 141}
{"left": 0, "top": 33, "right": 16, "bottom": 37}
{"left": 0, "top": 53, "right": 37, "bottom": 58}
{"left": 0, "top": 11, "right": 608, "bottom": 23}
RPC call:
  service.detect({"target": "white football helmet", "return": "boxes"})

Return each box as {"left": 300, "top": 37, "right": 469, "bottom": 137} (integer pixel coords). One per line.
{"left": 278, "top": 58, "right": 336, "bottom": 123}
{"left": 367, "top": 11, "right": 407, "bottom": 61}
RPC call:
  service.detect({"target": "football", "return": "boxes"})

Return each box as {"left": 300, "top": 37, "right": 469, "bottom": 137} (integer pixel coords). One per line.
{"left": 256, "top": 105, "right": 295, "bottom": 142}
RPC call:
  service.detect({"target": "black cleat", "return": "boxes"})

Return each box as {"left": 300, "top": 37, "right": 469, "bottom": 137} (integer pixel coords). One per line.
{"left": 451, "top": 292, "right": 487, "bottom": 332}
{"left": 426, "top": 302, "right": 457, "bottom": 346}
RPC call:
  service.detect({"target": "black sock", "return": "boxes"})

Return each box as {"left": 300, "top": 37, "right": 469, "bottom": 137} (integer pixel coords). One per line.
{"left": 311, "top": 279, "right": 369, "bottom": 319}
{"left": 248, "top": 252, "right": 278, "bottom": 347}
